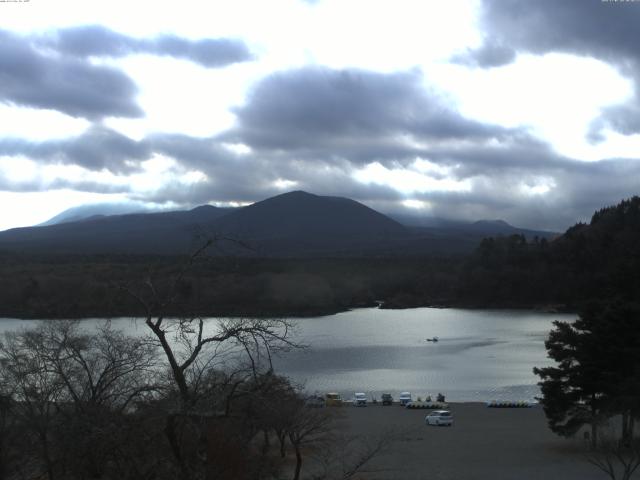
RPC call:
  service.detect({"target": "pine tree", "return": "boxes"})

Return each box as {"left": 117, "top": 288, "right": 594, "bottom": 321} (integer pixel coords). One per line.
{"left": 534, "top": 301, "right": 640, "bottom": 448}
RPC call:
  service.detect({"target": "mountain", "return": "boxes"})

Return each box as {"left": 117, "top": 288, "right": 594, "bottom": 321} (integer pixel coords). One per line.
{"left": 212, "top": 191, "right": 408, "bottom": 255}
{"left": 0, "top": 205, "right": 231, "bottom": 255}
{"left": 466, "top": 219, "right": 556, "bottom": 239}
{"left": 0, "top": 190, "right": 559, "bottom": 257}
{"left": 0, "top": 191, "right": 410, "bottom": 256}
{"left": 387, "top": 214, "right": 469, "bottom": 229}
{"left": 39, "top": 203, "right": 155, "bottom": 226}
{"left": 217, "top": 191, "right": 404, "bottom": 237}
{"left": 391, "top": 214, "right": 556, "bottom": 239}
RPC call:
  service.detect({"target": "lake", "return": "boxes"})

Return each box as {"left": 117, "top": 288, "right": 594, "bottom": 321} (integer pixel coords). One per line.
{"left": 271, "top": 307, "right": 575, "bottom": 402}
{"left": 0, "top": 307, "right": 575, "bottom": 402}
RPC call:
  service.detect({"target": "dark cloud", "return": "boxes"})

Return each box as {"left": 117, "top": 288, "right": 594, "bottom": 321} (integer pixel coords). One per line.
{"left": 152, "top": 36, "right": 253, "bottom": 68}
{"left": 0, "top": 126, "right": 150, "bottom": 173}
{"left": 43, "top": 25, "right": 253, "bottom": 68}
{"left": 1, "top": 50, "right": 637, "bottom": 231}
{"left": 0, "top": 26, "right": 253, "bottom": 120}
{"left": 45, "top": 25, "right": 133, "bottom": 58}
{"left": 47, "top": 179, "right": 132, "bottom": 195}
{"left": 223, "top": 67, "right": 514, "bottom": 158}
{"left": 404, "top": 140, "right": 640, "bottom": 231}
{"left": 131, "top": 127, "right": 640, "bottom": 232}
{"left": 425, "top": 135, "right": 570, "bottom": 179}
{"left": 589, "top": 102, "right": 640, "bottom": 141}
{"left": 452, "top": 41, "right": 516, "bottom": 68}
{"left": 0, "top": 29, "right": 142, "bottom": 119}
{"left": 134, "top": 153, "right": 403, "bottom": 213}
{"left": 471, "top": 0, "right": 640, "bottom": 137}
{"left": 0, "top": 171, "right": 132, "bottom": 195}
{"left": 478, "top": 0, "right": 640, "bottom": 61}
{"left": 81, "top": 127, "right": 404, "bottom": 209}
{"left": 149, "top": 134, "right": 235, "bottom": 171}
{"left": 3, "top": 122, "right": 639, "bottom": 231}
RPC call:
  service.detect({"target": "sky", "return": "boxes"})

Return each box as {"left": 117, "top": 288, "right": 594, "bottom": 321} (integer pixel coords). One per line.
{"left": 1, "top": 0, "right": 640, "bottom": 232}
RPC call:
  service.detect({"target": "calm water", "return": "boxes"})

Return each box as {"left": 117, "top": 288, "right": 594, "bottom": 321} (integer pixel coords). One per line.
{"left": 271, "top": 308, "right": 575, "bottom": 402}
{"left": 0, "top": 308, "right": 575, "bottom": 402}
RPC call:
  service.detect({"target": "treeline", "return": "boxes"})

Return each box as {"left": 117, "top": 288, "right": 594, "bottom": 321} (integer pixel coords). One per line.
{"left": 0, "top": 254, "right": 463, "bottom": 319}
{"left": 459, "top": 196, "right": 640, "bottom": 309}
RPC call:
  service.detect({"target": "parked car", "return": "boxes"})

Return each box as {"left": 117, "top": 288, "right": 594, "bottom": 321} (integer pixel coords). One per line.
{"left": 399, "top": 391, "right": 412, "bottom": 406}
{"left": 353, "top": 392, "right": 367, "bottom": 406}
{"left": 425, "top": 410, "right": 454, "bottom": 426}
{"left": 305, "top": 395, "right": 325, "bottom": 408}
{"left": 381, "top": 393, "right": 393, "bottom": 405}
{"left": 325, "top": 392, "right": 343, "bottom": 407}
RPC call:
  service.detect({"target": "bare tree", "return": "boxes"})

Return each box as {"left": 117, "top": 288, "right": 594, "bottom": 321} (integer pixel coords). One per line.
{"left": 33, "top": 321, "right": 159, "bottom": 411}
{"left": 0, "top": 393, "right": 12, "bottom": 480}
{"left": 120, "top": 240, "right": 301, "bottom": 480}
{"left": 0, "top": 321, "right": 160, "bottom": 480}
{"left": 122, "top": 241, "right": 298, "bottom": 407}
{"left": 287, "top": 406, "right": 335, "bottom": 480}
{"left": 587, "top": 434, "right": 640, "bottom": 480}
{"left": 0, "top": 327, "right": 67, "bottom": 480}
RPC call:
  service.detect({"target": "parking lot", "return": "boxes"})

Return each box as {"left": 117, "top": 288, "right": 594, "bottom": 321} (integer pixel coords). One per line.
{"left": 334, "top": 403, "right": 604, "bottom": 480}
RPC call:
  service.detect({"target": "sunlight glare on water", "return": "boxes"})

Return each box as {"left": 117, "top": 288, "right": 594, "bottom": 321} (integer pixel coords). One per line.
{"left": 0, "top": 307, "right": 575, "bottom": 402}
{"left": 270, "top": 307, "right": 575, "bottom": 402}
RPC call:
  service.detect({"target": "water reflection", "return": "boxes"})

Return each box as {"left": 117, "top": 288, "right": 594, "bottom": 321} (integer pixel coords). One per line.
{"left": 0, "top": 307, "right": 575, "bottom": 402}
{"left": 271, "top": 307, "right": 575, "bottom": 402}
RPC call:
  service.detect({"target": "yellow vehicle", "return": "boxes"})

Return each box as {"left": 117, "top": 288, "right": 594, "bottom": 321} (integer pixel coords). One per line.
{"left": 325, "top": 392, "right": 343, "bottom": 407}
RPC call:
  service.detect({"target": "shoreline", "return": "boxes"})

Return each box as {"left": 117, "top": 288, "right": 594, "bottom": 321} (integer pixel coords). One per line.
{"left": 0, "top": 302, "right": 577, "bottom": 321}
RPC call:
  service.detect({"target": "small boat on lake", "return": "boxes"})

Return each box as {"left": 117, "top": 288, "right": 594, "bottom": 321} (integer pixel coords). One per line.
{"left": 426, "top": 336, "right": 439, "bottom": 342}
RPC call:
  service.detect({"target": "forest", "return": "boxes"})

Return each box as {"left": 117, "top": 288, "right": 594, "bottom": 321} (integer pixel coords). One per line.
{"left": 2, "top": 196, "right": 640, "bottom": 318}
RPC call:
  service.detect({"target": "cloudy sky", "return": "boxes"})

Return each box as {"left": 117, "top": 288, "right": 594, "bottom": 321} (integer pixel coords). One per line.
{"left": 1, "top": 0, "right": 640, "bottom": 232}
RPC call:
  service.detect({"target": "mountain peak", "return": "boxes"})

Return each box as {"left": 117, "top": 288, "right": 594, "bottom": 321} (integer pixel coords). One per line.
{"left": 190, "top": 204, "right": 219, "bottom": 213}
{"left": 473, "top": 219, "right": 512, "bottom": 228}
{"left": 277, "top": 190, "right": 315, "bottom": 197}
{"left": 212, "top": 190, "right": 407, "bottom": 254}
{"left": 262, "top": 190, "right": 322, "bottom": 202}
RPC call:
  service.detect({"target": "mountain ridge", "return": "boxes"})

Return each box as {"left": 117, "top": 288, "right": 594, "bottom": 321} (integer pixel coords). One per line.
{"left": 0, "top": 191, "right": 558, "bottom": 257}
{"left": 0, "top": 191, "right": 409, "bottom": 256}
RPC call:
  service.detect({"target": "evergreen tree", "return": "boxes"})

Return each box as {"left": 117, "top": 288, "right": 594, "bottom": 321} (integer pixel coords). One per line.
{"left": 534, "top": 301, "right": 640, "bottom": 447}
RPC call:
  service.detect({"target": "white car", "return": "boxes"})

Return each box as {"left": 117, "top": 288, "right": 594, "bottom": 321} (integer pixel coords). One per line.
{"left": 353, "top": 392, "right": 367, "bottom": 406}
{"left": 425, "top": 410, "right": 454, "bottom": 426}
{"left": 399, "top": 392, "right": 412, "bottom": 406}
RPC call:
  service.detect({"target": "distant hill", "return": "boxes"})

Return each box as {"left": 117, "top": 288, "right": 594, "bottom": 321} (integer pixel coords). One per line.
{"left": 39, "top": 203, "right": 156, "bottom": 226}
{"left": 0, "top": 205, "right": 231, "bottom": 255}
{"left": 0, "top": 190, "right": 558, "bottom": 257}
{"left": 390, "top": 214, "right": 556, "bottom": 239}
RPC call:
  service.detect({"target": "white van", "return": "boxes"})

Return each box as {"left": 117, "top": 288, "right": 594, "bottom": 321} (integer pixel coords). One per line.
{"left": 399, "top": 391, "right": 412, "bottom": 406}
{"left": 353, "top": 392, "right": 367, "bottom": 406}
